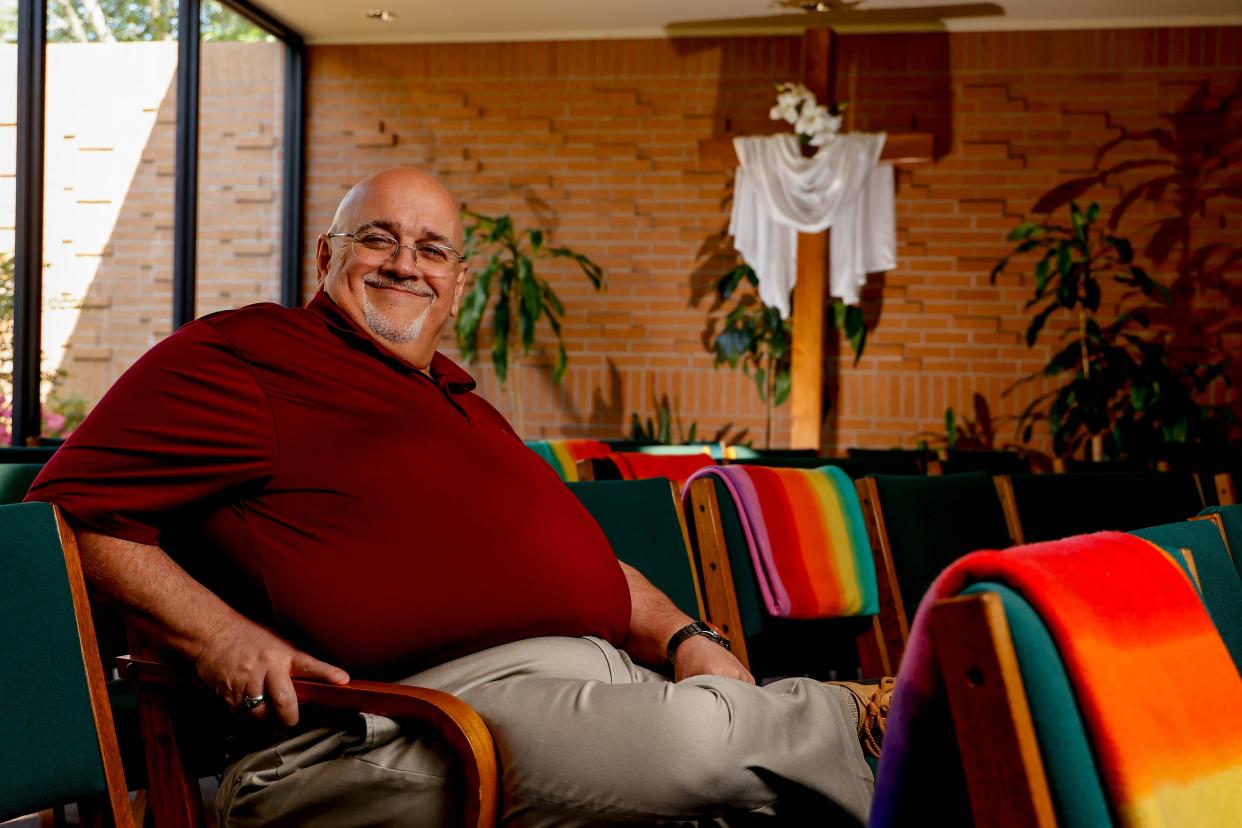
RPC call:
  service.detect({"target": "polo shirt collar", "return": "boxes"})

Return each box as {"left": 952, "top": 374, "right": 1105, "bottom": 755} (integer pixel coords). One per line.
{"left": 307, "top": 290, "right": 477, "bottom": 393}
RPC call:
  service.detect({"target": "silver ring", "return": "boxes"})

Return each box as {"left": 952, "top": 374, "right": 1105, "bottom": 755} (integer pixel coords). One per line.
{"left": 242, "top": 693, "right": 266, "bottom": 711}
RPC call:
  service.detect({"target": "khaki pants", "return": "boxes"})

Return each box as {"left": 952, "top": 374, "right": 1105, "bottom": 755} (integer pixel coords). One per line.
{"left": 217, "top": 636, "right": 873, "bottom": 826}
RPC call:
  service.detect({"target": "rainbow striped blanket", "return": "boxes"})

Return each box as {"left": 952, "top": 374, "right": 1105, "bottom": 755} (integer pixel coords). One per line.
{"left": 608, "top": 452, "right": 715, "bottom": 488}
{"left": 872, "top": 532, "right": 1242, "bottom": 828}
{"left": 683, "top": 465, "right": 878, "bottom": 619}
{"left": 525, "top": 440, "right": 611, "bottom": 482}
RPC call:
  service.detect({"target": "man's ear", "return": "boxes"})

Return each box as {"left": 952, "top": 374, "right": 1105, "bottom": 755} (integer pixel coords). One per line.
{"left": 449, "top": 262, "right": 468, "bottom": 318}
{"left": 314, "top": 235, "right": 332, "bottom": 287}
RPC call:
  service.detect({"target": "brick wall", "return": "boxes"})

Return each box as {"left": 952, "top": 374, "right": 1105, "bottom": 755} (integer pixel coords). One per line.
{"left": 305, "top": 27, "right": 1242, "bottom": 452}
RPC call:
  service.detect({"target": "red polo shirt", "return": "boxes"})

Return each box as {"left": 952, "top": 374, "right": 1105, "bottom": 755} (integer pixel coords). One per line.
{"left": 28, "top": 292, "right": 631, "bottom": 676}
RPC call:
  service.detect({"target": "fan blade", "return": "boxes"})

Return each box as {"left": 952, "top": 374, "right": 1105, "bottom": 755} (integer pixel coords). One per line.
{"left": 665, "top": 3, "right": 1004, "bottom": 37}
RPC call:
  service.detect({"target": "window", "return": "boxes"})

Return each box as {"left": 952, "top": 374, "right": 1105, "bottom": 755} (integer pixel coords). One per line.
{"left": 0, "top": 0, "right": 16, "bottom": 441}
{"left": 6, "top": 0, "right": 302, "bottom": 445}
{"left": 196, "top": 0, "right": 285, "bottom": 315}
{"left": 41, "top": 0, "right": 181, "bottom": 435}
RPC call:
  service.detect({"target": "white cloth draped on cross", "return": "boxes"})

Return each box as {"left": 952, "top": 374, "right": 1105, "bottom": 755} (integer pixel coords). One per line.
{"left": 729, "top": 132, "right": 896, "bottom": 318}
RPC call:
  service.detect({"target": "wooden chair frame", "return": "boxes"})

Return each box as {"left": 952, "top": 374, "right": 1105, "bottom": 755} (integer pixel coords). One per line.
{"left": 118, "top": 655, "right": 498, "bottom": 827}
{"left": 36, "top": 507, "right": 136, "bottom": 828}
{"left": 684, "top": 477, "right": 751, "bottom": 669}
{"left": 994, "top": 475, "right": 1025, "bottom": 545}
{"left": 853, "top": 477, "right": 910, "bottom": 671}
{"left": 1190, "top": 511, "right": 1236, "bottom": 566}
{"left": 684, "top": 477, "right": 890, "bottom": 677}
{"left": 929, "top": 592, "right": 1056, "bottom": 828}
{"left": 1216, "top": 473, "right": 1237, "bottom": 507}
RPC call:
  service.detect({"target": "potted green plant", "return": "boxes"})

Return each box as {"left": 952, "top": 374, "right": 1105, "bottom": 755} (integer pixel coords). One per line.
{"left": 454, "top": 211, "right": 604, "bottom": 435}
{"left": 992, "top": 202, "right": 1232, "bottom": 461}
{"left": 706, "top": 262, "right": 865, "bottom": 448}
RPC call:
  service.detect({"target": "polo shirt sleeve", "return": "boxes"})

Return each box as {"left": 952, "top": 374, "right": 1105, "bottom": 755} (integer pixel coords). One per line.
{"left": 26, "top": 319, "right": 277, "bottom": 548}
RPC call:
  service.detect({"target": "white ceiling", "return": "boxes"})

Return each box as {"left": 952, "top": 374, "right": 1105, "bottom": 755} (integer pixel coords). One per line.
{"left": 249, "top": 0, "right": 1242, "bottom": 44}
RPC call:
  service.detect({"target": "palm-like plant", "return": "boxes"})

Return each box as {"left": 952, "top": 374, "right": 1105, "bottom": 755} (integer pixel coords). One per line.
{"left": 707, "top": 263, "right": 866, "bottom": 448}
{"left": 455, "top": 211, "right": 604, "bottom": 434}
{"left": 993, "top": 202, "right": 1232, "bottom": 460}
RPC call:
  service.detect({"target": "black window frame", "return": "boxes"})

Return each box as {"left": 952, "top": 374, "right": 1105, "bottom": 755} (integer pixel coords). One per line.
{"left": 10, "top": 0, "right": 305, "bottom": 445}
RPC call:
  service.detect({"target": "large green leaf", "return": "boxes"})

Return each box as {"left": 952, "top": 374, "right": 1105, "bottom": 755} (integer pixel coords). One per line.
{"left": 1070, "top": 202, "right": 1087, "bottom": 240}
{"left": 491, "top": 293, "right": 511, "bottom": 382}
{"left": 773, "top": 369, "right": 792, "bottom": 406}
{"left": 1105, "top": 235, "right": 1133, "bottom": 264}
{"left": 549, "top": 247, "right": 605, "bottom": 289}
{"left": 1026, "top": 303, "right": 1057, "bottom": 346}
{"left": 454, "top": 255, "right": 499, "bottom": 361}
{"left": 1082, "top": 277, "right": 1101, "bottom": 312}
{"left": 542, "top": 283, "right": 565, "bottom": 317}
{"left": 518, "top": 257, "right": 541, "bottom": 352}
{"left": 714, "top": 325, "right": 752, "bottom": 368}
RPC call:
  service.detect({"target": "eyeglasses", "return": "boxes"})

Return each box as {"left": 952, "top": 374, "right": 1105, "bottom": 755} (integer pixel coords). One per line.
{"left": 327, "top": 230, "right": 464, "bottom": 276}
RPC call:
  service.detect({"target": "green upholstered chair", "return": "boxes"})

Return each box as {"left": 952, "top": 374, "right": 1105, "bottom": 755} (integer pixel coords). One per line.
{"left": 933, "top": 450, "right": 1030, "bottom": 476}
{"left": 856, "top": 472, "right": 1014, "bottom": 667}
{"left": 683, "top": 475, "right": 889, "bottom": 682}
{"left": 998, "top": 472, "right": 1205, "bottom": 545}
{"left": 568, "top": 478, "right": 708, "bottom": 623}
{"left": 1131, "top": 519, "right": 1242, "bottom": 671}
{"left": 0, "top": 502, "right": 134, "bottom": 827}
{"left": 733, "top": 455, "right": 923, "bottom": 477}
{"left": 846, "top": 447, "right": 932, "bottom": 473}
{"left": 918, "top": 586, "right": 1113, "bottom": 827}
{"left": 0, "top": 463, "right": 43, "bottom": 504}
{"left": 0, "top": 445, "right": 58, "bottom": 464}
{"left": 1197, "top": 505, "right": 1242, "bottom": 579}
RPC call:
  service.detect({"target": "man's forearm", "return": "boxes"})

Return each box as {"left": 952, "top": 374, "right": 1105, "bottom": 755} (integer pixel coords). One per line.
{"left": 618, "top": 562, "right": 754, "bottom": 684}
{"left": 618, "top": 561, "right": 693, "bottom": 667}
{"left": 77, "top": 529, "right": 251, "bottom": 661}
{"left": 76, "top": 528, "right": 349, "bottom": 725}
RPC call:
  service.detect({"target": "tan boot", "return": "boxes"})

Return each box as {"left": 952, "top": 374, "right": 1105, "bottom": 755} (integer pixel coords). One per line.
{"left": 828, "top": 676, "right": 896, "bottom": 758}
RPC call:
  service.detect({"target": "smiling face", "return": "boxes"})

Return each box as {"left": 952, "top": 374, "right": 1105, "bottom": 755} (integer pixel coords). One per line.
{"left": 315, "top": 168, "right": 467, "bottom": 369}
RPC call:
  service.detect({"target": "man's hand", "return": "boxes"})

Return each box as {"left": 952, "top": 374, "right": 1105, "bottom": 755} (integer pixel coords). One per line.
{"left": 194, "top": 615, "right": 350, "bottom": 727}
{"left": 75, "top": 529, "right": 350, "bottom": 728}
{"left": 618, "top": 562, "right": 755, "bottom": 685}
{"left": 672, "top": 634, "right": 755, "bottom": 684}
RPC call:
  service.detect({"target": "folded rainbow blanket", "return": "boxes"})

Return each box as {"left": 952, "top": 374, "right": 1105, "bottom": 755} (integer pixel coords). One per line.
{"left": 683, "top": 465, "right": 878, "bottom": 619}
{"left": 608, "top": 452, "right": 715, "bottom": 488}
{"left": 525, "top": 439, "right": 611, "bottom": 482}
{"left": 872, "top": 531, "right": 1242, "bottom": 828}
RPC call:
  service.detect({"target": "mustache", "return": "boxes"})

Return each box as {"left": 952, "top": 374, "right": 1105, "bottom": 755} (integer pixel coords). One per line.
{"left": 363, "top": 274, "right": 435, "bottom": 298}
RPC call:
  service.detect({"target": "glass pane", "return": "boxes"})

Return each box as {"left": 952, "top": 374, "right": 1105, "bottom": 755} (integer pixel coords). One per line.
{"left": 195, "top": 0, "right": 283, "bottom": 316}
{"left": 0, "top": 0, "right": 14, "bottom": 442}
{"left": 42, "top": 0, "right": 180, "bottom": 437}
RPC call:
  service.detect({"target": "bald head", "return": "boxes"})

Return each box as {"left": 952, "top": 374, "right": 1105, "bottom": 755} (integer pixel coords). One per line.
{"left": 329, "top": 168, "right": 463, "bottom": 248}
{"left": 315, "top": 167, "right": 469, "bottom": 370}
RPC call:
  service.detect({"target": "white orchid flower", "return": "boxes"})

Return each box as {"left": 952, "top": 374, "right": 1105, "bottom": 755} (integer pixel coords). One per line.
{"left": 794, "top": 104, "right": 831, "bottom": 136}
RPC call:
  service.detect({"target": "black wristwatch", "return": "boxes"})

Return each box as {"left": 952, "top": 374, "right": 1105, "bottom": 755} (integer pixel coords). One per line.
{"left": 666, "top": 621, "right": 731, "bottom": 666}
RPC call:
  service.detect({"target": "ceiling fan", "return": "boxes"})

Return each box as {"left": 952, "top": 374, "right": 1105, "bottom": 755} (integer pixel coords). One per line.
{"left": 665, "top": 0, "right": 1005, "bottom": 37}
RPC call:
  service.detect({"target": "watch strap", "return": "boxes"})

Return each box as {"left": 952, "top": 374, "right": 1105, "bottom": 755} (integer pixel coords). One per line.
{"left": 666, "top": 620, "right": 731, "bottom": 666}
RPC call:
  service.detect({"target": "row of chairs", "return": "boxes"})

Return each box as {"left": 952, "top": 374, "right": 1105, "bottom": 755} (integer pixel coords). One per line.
{"left": 574, "top": 448, "right": 1238, "bottom": 507}
{"left": 5, "top": 447, "right": 1241, "bottom": 825}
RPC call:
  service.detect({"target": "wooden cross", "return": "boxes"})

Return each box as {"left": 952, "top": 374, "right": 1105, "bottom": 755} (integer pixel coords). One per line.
{"left": 700, "top": 28, "right": 934, "bottom": 449}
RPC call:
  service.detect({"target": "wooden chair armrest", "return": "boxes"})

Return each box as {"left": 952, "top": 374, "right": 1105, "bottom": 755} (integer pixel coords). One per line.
{"left": 292, "top": 678, "right": 498, "bottom": 827}
{"left": 117, "top": 656, "right": 498, "bottom": 827}
{"left": 116, "top": 654, "right": 195, "bottom": 688}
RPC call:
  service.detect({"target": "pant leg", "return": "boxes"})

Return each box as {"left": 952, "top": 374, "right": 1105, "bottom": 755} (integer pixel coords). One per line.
{"left": 218, "top": 636, "right": 873, "bottom": 827}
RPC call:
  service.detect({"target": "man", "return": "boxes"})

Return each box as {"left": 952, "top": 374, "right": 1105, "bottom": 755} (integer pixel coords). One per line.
{"left": 29, "top": 168, "right": 882, "bottom": 826}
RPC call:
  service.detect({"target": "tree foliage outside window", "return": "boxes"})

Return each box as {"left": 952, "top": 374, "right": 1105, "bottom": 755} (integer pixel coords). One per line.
{"left": 0, "top": 253, "right": 86, "bottom": 442}
{"left": 0, "top": 0, "right": 271, "bottom": 43}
